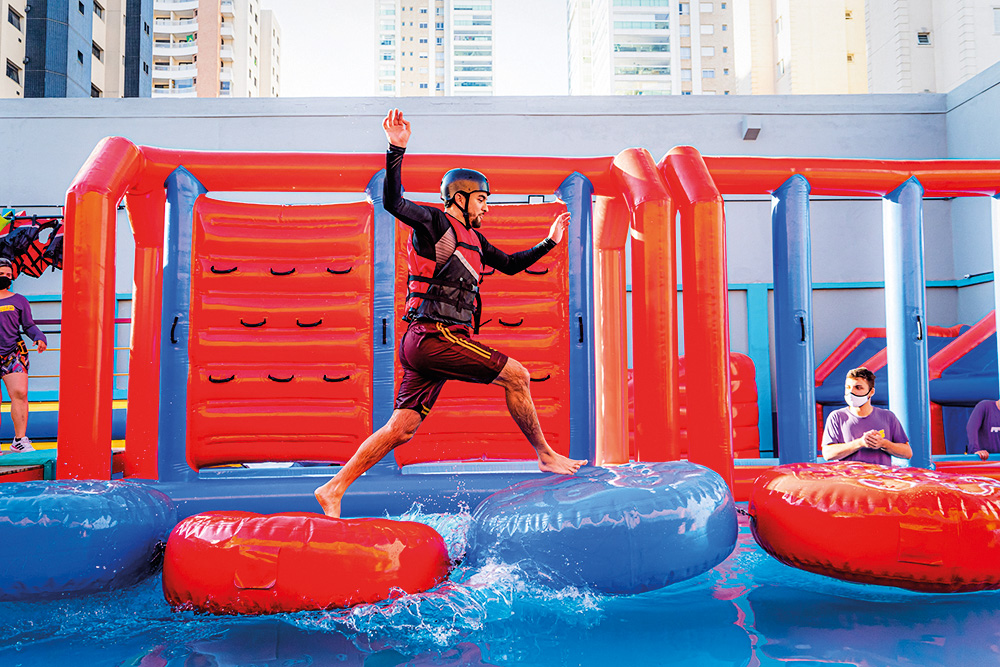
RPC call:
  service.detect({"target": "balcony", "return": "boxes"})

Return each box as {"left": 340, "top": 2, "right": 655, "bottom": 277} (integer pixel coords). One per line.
{"left": 154, "top": 0, "right": 199, "bottom": 11}
{"left": 153, "top": 19, "right": 198, "bottom": 34}
{"left": 152, "top": 63, "right": 198, "bottom": 80}
{"left": 219, "top": 67, "right": 233, "bottom": 81}
{"left": 220, "top": 47, "right": 234, "bottom": 61}
{"left": 221, "top": 23, "right": 234, "bottom": 37}
{"left": 153, "top": 41, "right": 198, "bottom": 57}
{"left": 152, "top": 87, "right": 198, "bottom": 97}
{"left": 221, "top": 1, "right": 235, "bottom": 16}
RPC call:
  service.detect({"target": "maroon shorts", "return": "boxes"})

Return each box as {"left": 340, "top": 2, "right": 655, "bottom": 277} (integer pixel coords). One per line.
{"left": 395, "top": 321, "right": 508, "bottom": 418}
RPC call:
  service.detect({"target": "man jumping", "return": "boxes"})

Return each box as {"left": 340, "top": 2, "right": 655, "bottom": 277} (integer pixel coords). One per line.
{"left": 315, "top": 109, "right": 586, "bottom": 518}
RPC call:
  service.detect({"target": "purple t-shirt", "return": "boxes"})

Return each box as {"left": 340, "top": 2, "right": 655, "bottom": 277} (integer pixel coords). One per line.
{"left": 0, "top": 293, "right": 46, "bottom": 355}
{"left": 966, "top": 399, "right": 1000, "bottom": 454}
{"left": 822, "top": 406, "right": 909, "bottom": 465}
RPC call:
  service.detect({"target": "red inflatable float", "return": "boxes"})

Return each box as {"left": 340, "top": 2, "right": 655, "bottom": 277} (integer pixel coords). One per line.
{"left": 163, "top": 511, "right": 451, "bottom": 614}
{"left": 750, "top": 462, "right": 1000, "bottom": 593}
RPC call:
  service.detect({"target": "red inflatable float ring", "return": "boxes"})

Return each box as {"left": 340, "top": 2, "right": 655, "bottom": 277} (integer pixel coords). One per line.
{"left": 750, "top": 462, "right": 1000, "bottom": 593}
{"left": 163, "top": 511, "right": 451, "bottom": 614}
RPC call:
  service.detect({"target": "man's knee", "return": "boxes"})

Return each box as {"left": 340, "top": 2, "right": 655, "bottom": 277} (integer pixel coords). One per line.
{"left": 386, "top": 410, "right": 421, "bottom": 444}
{"left": 499, "top": 358, "right": 531, "bottom": 390}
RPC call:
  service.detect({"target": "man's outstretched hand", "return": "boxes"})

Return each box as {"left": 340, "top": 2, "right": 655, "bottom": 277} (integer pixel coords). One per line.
{"left": 383, "top": 108, "right": 411, "bottom": 149}
{"left": 547, "top": 212, "right": 570, "bottom": 245}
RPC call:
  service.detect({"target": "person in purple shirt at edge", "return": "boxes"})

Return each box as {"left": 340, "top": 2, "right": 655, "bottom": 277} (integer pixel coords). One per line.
{"left": 965, "top": 399, "right": 1000, "bottom": 460}
{"left": 821, "top": 366, "right": 913, "bottom": 466}
{"left": 0, "top": 258, "right": 47, "bottom": 454}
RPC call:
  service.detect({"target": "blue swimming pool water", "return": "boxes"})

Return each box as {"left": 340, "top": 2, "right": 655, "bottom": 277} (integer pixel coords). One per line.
{"left": 2, "top": 507, "right": 999, "bottom": 667}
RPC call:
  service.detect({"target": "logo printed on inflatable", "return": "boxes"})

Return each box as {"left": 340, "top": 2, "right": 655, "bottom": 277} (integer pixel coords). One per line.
{"left": 750, "top": 462, "right": 1000, "bottom": 593}
{"left": 466, "top": 462, "right": 738, "bottom": 594}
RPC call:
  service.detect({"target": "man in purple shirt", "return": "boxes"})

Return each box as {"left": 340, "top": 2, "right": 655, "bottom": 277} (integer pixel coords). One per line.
{"left": 965, "top": 399, "right": 1000, "bottom": 460}
{"left": 0, "top": 258, "right": 47, "bottom": 454}
{"left": 821, "top": 366, "right": 912, "bottom": 466}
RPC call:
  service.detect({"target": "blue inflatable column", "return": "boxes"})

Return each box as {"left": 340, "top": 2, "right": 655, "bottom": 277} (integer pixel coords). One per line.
{"left": 772, "top": 175, "right": 816, "bottom": 463}
{"left": 366, "top": 170, "right": 400, "bottom": 476}
{"left": 883, "top": 177, "right": 931, "bottom": 469}
{"left": 557, "top": 173, "right": 596, "bottom": 463}
{"left": 159, "top": 166, "right": 206, "bottom": 483}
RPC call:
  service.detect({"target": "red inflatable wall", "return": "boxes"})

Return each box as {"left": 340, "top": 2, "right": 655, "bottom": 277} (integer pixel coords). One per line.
{"left": 628, "top": 352, "right": 759, "bottom": 459}
{"left": 393, "top": 202, "right": 572, "bottom": 465}
{"left": 186, "top": 198, "right": 375, "bottom": 468}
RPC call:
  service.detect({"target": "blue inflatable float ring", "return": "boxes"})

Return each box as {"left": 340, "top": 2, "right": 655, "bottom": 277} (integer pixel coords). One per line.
{"left": 0, "top": 480, "right": 177, "bottom": 599}
{"left": 466, "top": 461, "right": 737, "bottom": 594}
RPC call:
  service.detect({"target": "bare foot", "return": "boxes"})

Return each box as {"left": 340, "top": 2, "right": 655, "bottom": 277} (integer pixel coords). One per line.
{"left": 538, "top": 449, "right": 587, "bottom": 475}
{"left": 314, "top": 483, "right": 343, "bottom": 518}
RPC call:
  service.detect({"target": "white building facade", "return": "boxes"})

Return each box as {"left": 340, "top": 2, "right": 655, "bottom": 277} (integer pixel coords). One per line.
{"left": 151, "top": 0, "right": 279, "bottom": 98}
{"left": 569, "top": 0, "right": 735, "bottom": 96}
{"left": 376, "top": 0, "right": 494, "bottom": 97}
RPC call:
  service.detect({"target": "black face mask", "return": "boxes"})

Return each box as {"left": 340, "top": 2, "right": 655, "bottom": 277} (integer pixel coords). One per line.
{"left": 0, "top": 277, "right": 11, "bottom": 290}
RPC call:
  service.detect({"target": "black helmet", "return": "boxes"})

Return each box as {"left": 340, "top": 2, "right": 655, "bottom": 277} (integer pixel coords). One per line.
{"left": 440, "top": 168, "right": 490, "bottom": 205}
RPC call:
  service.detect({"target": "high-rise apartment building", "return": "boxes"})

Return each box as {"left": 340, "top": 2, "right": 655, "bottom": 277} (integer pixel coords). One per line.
{"left": 3, "top": 0, "right": 152, "bottom": 98}
{"left": 152, "top": 0, "right": 280, "bottom": 98}
{"left": 867, "top": 0, "right": 1000, "bottom": 94}
{"left": 733, "top": 0, "right": 867, "bottom": 95}
{"left": 569, "top": 0, "right": 735, "bottom": 96}
{"left": 2, "top": 1, "right": 27, "bottom": 98}
{"left": 376, "top": 0, "right": 494, "bottom": 97}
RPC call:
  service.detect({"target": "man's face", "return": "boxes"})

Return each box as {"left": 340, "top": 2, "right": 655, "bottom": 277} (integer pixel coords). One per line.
{"left": 460, "top": 192, "right": 489, "bottom": 228}
{"left": 845, "top": 377, "right": 871, "bottom": 397}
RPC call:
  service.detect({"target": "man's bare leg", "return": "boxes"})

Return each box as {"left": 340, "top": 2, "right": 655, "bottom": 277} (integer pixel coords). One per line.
{"left": 315, "top": 409, "right": 422, "bottom": 518}
{"left": 493, "top": 358, "right": 587, "bottom": 474}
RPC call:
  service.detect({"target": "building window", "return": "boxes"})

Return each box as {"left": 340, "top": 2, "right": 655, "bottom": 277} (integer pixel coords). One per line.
{"left": 78, "top": 51, "right": 85, "bottom": 64}
{"left": 721, "top": 2, "right": 726, "bottom": 8}
{"left": 94, "top": 2, "right": 105, "bottom": 19}
{"left": 436, "top": 22, "right": 444, "bottom": 29}
{"left": 777, "top": 59, "right": 785, "bottom": 75}
{"left": 419, "top": 83, "right": 428, "bottom": 88}
{"left": 995, "top": 8, "right": 1000, "bottom": 33}
{"left": 701, "top": 46, "right": 714, "bottom": 57}
{"left": 700, "top": 2, "right": 713, "bottom": 11}
{"left": 682, "top": 90, "right": 692, "bottom": 95}
{"left": 6, "top": 60, "right": 21, "bottom": 84}
{"left": 846, "top": 53, "right": 854, "bottom": 62}
{"left": 702, "top": 69, "right": 715, "bottom": 78}
{"left": 679, "top": 3, "right": 689, "bottom": 15}
{"left": 92, "top": 42, "right": 104, "bottom": 62}
{"left": 681, "top": 69, "right": 692, "bottom": 81}
{"left": 723, "top": 46, "right": 728, "bottom": 53}
{"left": 845, "top": 10, "right": 853, "bottom": 19}
{"left": 91, "top": 84, "right": 102, "bottom": 97}
{"left": 420, "top": 7, "right": 427, "bottom": 13}
{"left": 79, "top": 1, "right": 85, "bottom": 14}
{"left": 917, "top": 31, "right": 931, "bottom": 45}
{"left": 143, "top": 62, "right": 149, "bottom": 74}
{"left": 680, "top": 47, "right": 691, "bottom": 59}
{"left": 680, "top": 25, "right": 690, "bottom": 36}
{"left": 722, "top": 23, "right": 727, "bottom": 30}
{"left": 7, "top": 6, "right": 22, "bottom": 31}
{"left": 723, "top": 68, "right": 729, "bottom": 74}
{"left": 144, "top": 22, "right": 150, "bottom": 35}
{"left": 701, "top": 24, "right": 714, "bottom": 34}
{"left": 419, "top": 22, "right": 427, "bottom": 28}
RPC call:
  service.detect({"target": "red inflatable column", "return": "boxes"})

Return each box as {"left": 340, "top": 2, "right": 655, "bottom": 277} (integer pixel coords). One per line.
{"left": 58, "top": 137, "right": 143, "bottom": 480}
{"left": 592, "top": 195, "right": 630, "bottom": 465}
{"left": 613, "top": 149, "right": 679, "bottom": 462}
{"left": 122, "top": 188, "right": 166, "bottom": 479}
{"left": 659, "top": 147, "right": 733, "bottom": 488}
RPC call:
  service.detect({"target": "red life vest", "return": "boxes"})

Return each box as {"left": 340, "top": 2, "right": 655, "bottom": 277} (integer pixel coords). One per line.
{"left": 404, "top": 214, "right": 484, "bottom": 330}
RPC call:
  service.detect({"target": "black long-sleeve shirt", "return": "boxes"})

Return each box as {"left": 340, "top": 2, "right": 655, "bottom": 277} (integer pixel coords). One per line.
{"left": 384, "top": 144, "right": 555, "bottom": 275}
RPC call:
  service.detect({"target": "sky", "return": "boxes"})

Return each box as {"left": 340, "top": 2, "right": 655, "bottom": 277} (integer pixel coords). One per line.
{"left": 260, "top": 0, "right": 568, "bottom": 97}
